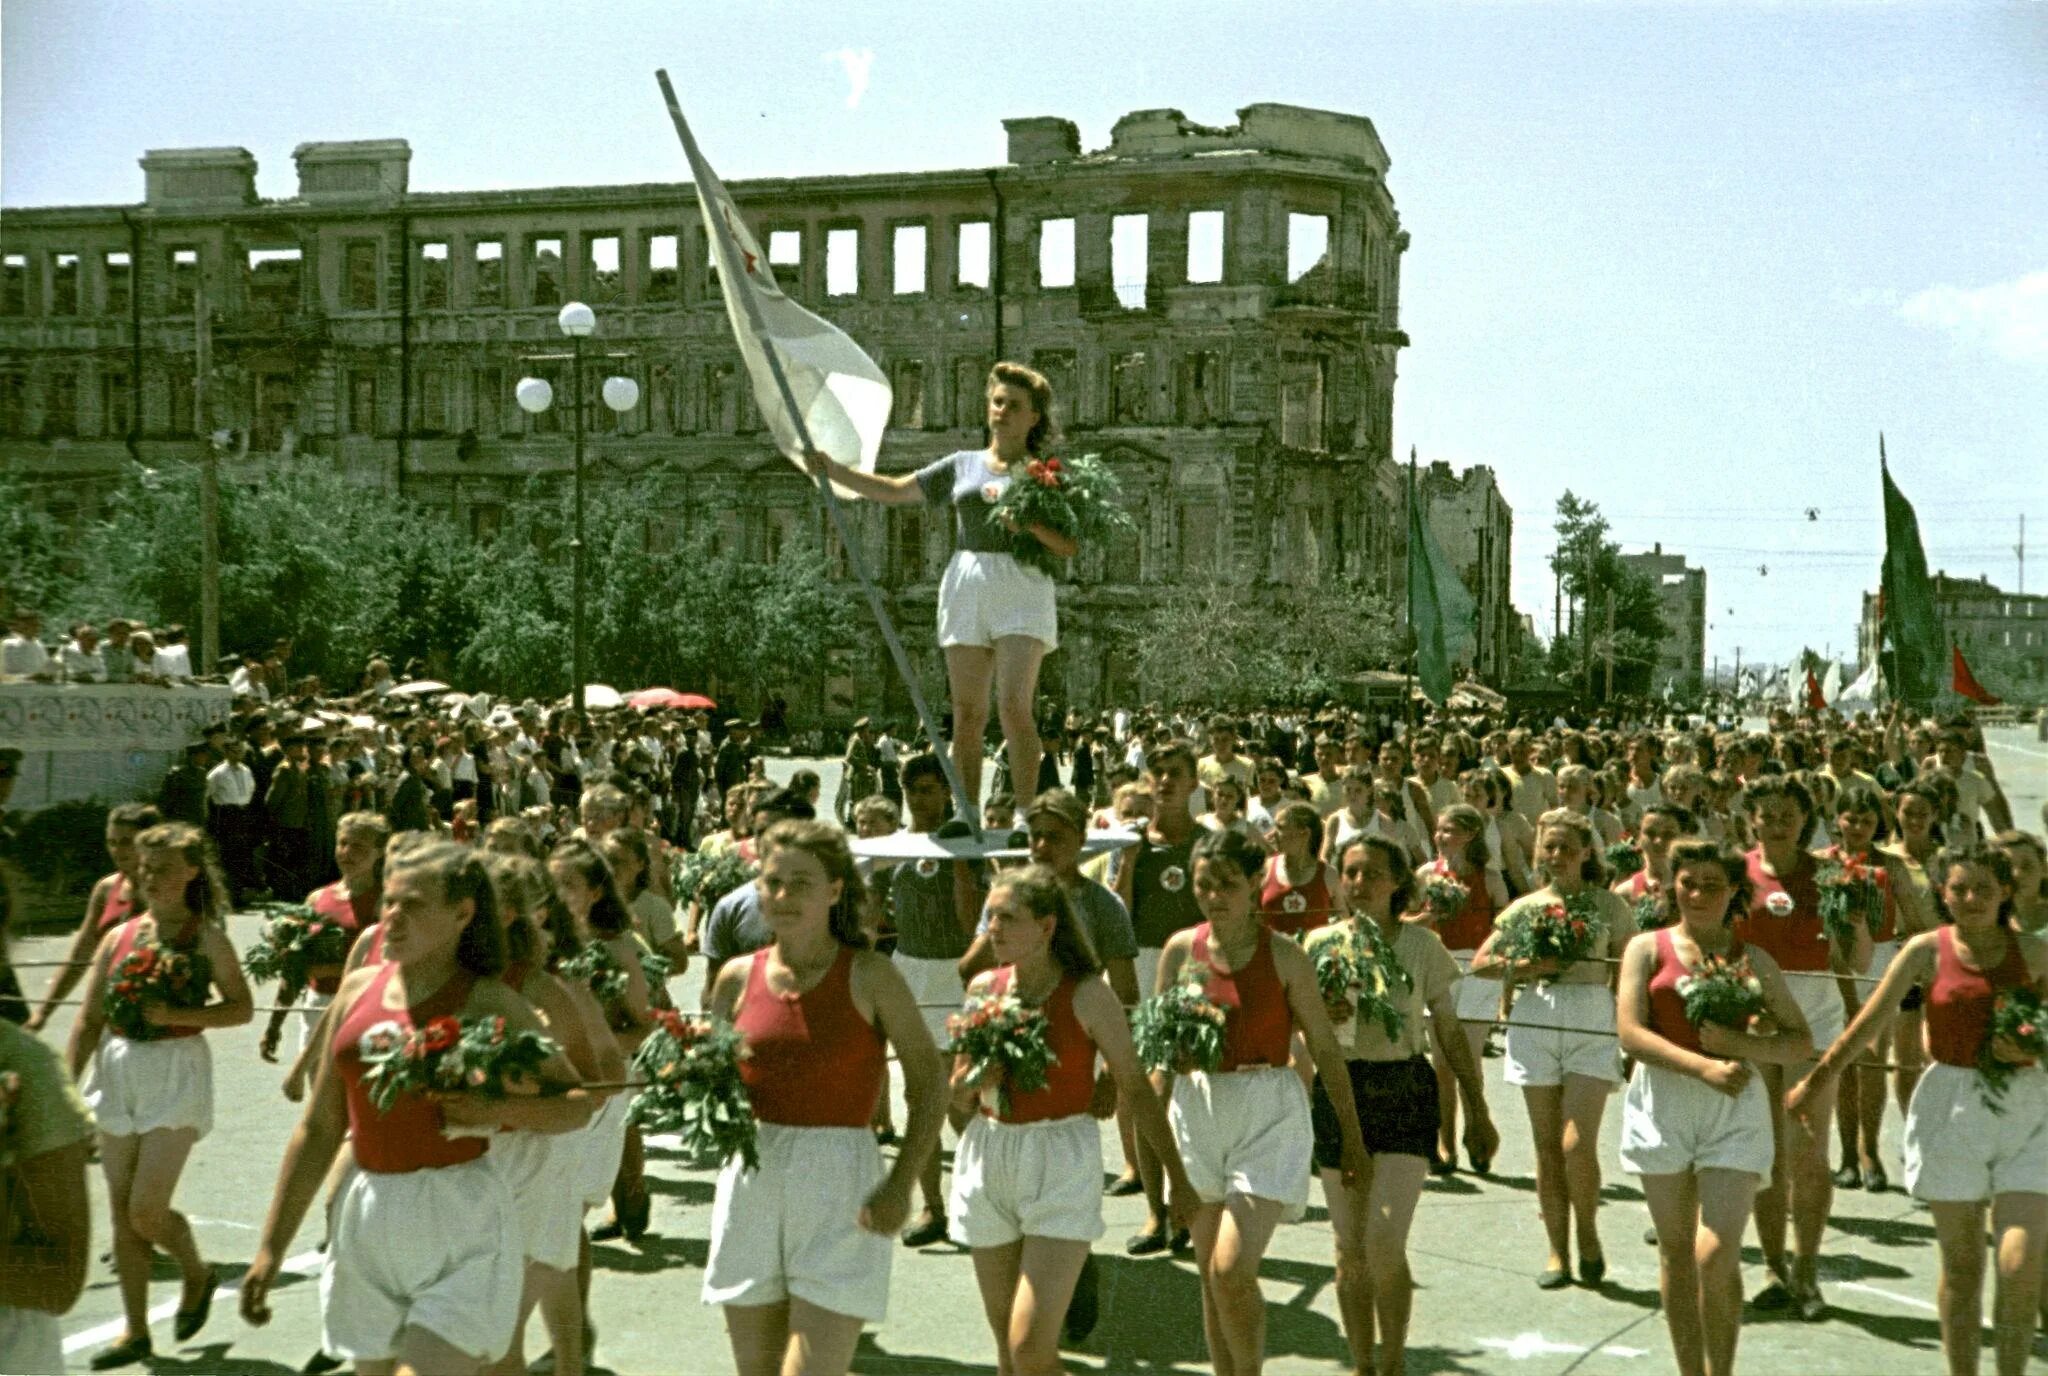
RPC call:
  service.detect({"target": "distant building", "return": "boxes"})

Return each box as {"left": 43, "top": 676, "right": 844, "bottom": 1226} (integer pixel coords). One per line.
{"left": 1618, "top": 542, "right": 1706, "bottom": 693}
{"left": 1399, "top": 459, "right": 1514, "bottom": 682}
{"left": 1858, "top": 572, "right": 2048, "bottom": 701}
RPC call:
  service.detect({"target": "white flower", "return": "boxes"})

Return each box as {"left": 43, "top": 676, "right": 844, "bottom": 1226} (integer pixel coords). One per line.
{"left": 357, "top": 1019, "right": 405, "bottom": 1059}
{"left": 1160, "top": 865, "right": 1187, "bottom": 893}
{"left": 980, "top": 480, "right": 1004, "bottom": 504}
{"left": 1744, "top": 976, "right": 1763, "bottom": 994}
{"left": 1765, "top": 891, "right": 1796, "bottom": 918}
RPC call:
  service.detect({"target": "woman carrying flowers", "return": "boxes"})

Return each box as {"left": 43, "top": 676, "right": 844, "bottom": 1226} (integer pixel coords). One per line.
{"left": 1258, "top": 801, "right": 1343, "bottom": 940}
{"left": 1612, "top": 802, "right": 1698, "bottom": 931}
{"left": 1468, "top": 809, "right": 1636, "bottom": 1288}
{"left": 1306, "top": 835, "right": 1492, "bottom": 1376}
{"left": 65, "top": 821, "right": 252, "bottom": 1371}
{"left": 1788, "top": 844, "right": 2048, "bottom": 1376}
{"left": 26, "top": 801, "right": 159, "bottom": 1034}
{"left": 1414, "top": 802, "right": 1508, "bottom": 1176}
{"left": 947, "top": 864, "right": 1189, "bottom": 1376}
{"left": 1617, "top": 841, "right": 1811, "bottom": 1376}
{"left": 259, "top": 811, "right": 391, "bottom": 1068}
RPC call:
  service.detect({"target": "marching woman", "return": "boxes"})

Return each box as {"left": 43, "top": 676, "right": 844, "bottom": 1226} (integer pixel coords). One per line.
{"left": 1154, "top": 828, "right": 1367, "bottom": 1376}
{"left": 262, "top": 811, "right": 391, "bottom": 1069}
{"left": 1993, "top": 830, "right": 2048, "bottom": 935}
{"left": 949, "top": 864, "right": 1192, "bottom": 1376}
{"left": 804, "top": 363, "right": 1076, "bottom": 828}
{"left": 1612, "top": 802, "right": 1698, "bottom": 926}
{"left": 1820, "top": 785, "right": 1924, "bottom": 1193}
{"left": 1416, "top": 803, "right": 1508, "bottom": 1176}
{"left": 1886, "top": 780, "right": 1949, "bottom": 1116}
{"left": 1731, "top": 775, "right": 1870, "bottom": 1318}
{"left": 65, "top": 822, "right": 252, "bottom": 1370}
{"left": 1788, "top": 844, "right": 2048, "bottom": 1376}
{"left": 1258, "top": 801, "right": 1344, "bottom": 939}
{"left": 26, "top": 802, "right": 160, "bottom": 1033}
{"left": 1306, "top": 835, "right": 1493, "bottom": 1376}
{"left": 240, "top": 841, "right": 590, "bottom": 1376}
{"left": 1617, "top": 842, "right": 1812, "bottom": 1376}
{"left": 703, "top": 820, "right": 945, "bottom": 1376}
{"left": 1468, "top": 810, "right": 1635, "bottom": 1288}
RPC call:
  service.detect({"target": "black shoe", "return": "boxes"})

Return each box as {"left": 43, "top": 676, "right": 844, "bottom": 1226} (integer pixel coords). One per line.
{"left": 90, "top": 1336, "right": 153, "bottom": 1371}
{"left": 619, "top": 1188, "right": 651, "bottom": 1242}
{"left": 1170, "top": 1227, "right": 1193, "bottom": 1256}
{"left": 1106, "top": 1174, "right": 1144, "bottom": 1197}
{"left": 1062, "top": 1253, "right": 1100, "bottom": 1345}
{"left": 1643, "top": 1225, "right": 1660, "bottom": 1246}
{"left": 1795, "top": 1283, "right": 1827, "bottom": 1322}
{"left": 1125, "top": 1227, "right": 1169, "bottom": 1256}
{"left": 174, "top": 1271, "right": 217, "bottom": 1341}
{"left": 1467, "top": 1148, "right": 1492, "bottom": 1177}
{"left": 1865, "top": 1163, "right": 1889, "bottom": 1193}
{"left": 590, "top": 1217, "right": 626, "bottom": 1242}
{"left": 1750, "top": 1272, "right": 1793, "bottom": 1312}
{"left": 1832, "top": 1163, "right": 1862, "bottom": 1190}
{"left": 1579, "top": 1255, "right": 1606, "bottom": 1286}
{"left": 1536, "top": 1266, "right": 1571, "bottom": 1290}
{"left": 873, "top": 1126, "right": 898, "bottom": 1146}
{"left": 302, "top": 1352, "right": 345, "bottom": 1376}
{"left": 1428, "top": 1152, "right": 1456, "bottom": 1177}
{"left": 901, "top": 1214, "right": 948, "bottom": 1248}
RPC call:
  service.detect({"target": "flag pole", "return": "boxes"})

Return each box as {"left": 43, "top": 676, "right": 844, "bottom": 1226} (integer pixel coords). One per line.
{"left": 655, "top": 70, "right": 980, "bottom": 833}
{"left": 1404, "top": 447, "right": 1417, "bottom": 728}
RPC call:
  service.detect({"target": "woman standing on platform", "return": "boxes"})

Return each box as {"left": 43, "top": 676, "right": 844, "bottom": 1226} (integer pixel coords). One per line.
{"left": 703, "top": 820, "right": 945, "bottom": 1376}
{"left": 1417, "top": 803, "right": 1508, "bottom": 1176}
{"left": 949, "top": 865, "right": 1191, "bottom": 1376}
{"left": 27, "top": 803, "right": 160, "bottom": 1033}
{"left": 1617, "top": 842, "right": 1811, "bottom": 1376}
{"left": 804, "top": 364, "right": 1076, "bottom": 827}
{"left": 66, "top": 822, "right": 252, "bottom": 1370}
{"left": 1154, "top": 828, "right": 1367, "bottom": 1376}
{"left": 1789, "top": 844, "right": 2048, "bottom": 1376}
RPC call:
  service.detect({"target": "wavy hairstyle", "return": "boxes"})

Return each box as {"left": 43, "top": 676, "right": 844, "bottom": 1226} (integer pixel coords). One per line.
{"left": 1658, "top": 840, "right": 1753, "bottom": 928}
{"left": 758, "top": 819, "right": 870, "bottom": 949}
{"left": 1535, "top": 808, "right": 1606, "bottom": 885}
{"left": 548, "top": 838, "right": 634, "bottom": 940}
{"left": 1338, "top": 833, "right": 1417, "bottom": 919}
{"left": 1741, "top": 774, "right": 1818, "bottom": 848}
{"left": 1435, "top": 803, "right": 1491, "bottom": 875}
{"left": 987, "top": 361, "right": 1060, "bottom": 456}
{"left": 1190, "top": 826, "right": 1268, "bottom": 886}
{"left": 987, "top": 863, "right": 1102, "bottom": 980}
{"left": 134, "top": 822, "right": 232, "bottom": 927}
{"left": 1931, "top": 842, "right": 2018, "bottom": 930}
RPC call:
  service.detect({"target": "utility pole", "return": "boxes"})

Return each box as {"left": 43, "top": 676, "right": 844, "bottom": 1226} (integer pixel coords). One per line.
{"left": 195, "top": 269, "right": 221, "bottom": 677}
{"left": 2018, "top": 514, "right": 2026, "bottom": 594}
{"left": 1603, "top": 595, "right": 1616, "bottom": 700}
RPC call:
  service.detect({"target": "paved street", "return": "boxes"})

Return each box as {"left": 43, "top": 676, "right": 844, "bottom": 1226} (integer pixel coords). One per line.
{"left": 14, "top": 726, "right": 2044, "bottom": 1375}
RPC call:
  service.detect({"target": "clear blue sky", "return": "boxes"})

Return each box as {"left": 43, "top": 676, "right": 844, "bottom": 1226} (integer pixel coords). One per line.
{"left": 5, "top": 0, "right": 2043, "bottom": 671}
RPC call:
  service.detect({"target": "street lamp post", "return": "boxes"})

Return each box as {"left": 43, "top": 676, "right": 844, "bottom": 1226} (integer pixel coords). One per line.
{"left": 515, "top": 302, "right": 638, "bottom": 718}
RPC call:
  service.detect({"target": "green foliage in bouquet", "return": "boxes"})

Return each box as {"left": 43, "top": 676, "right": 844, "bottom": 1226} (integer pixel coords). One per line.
{"left": 630, "top": 1009, "right": 758, "bottom": 1169}
{"left": 1132, "top": 965, "right": 1229, "bottom": 1074}
{"left": 987, "top": 453, "right": 1137, "bottom": 578}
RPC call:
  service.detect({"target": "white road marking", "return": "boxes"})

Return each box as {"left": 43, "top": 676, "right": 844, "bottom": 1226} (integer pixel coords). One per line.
{"left": 62, "top": 1247, "right": 324, "bottom": 1355}
{"left": 1475, "top": 1332, "right": 1648, "bottom": 1359}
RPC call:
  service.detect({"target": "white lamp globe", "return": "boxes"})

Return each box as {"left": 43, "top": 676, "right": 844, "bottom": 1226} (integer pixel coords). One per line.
{"left": 601, "top": 376, "right": 640, "bottom": 413}
{"left": 557, "top": 301, "right": 596, "bottom": 337}
{"left": 514, "top": 377, "right": 554, "bottom": 414}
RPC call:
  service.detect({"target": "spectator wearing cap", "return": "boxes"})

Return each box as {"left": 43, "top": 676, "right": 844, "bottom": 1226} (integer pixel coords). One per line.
{"left": 126, "top": 629, "right": 160, "bottom": 684}
{"left": 713, "top": 718, "right": 755, "bottom": 802}
{"left": 57, "top": 623, "right": 105, "bottom": 683}
{"left": 152, "top": 625, "right": 192, "bottom": 680}
{"left": 1, "top": 611, "right": 52, "bottom": 681}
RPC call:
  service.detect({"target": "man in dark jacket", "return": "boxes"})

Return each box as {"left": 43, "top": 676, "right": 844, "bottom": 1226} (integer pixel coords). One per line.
{"left": 264, "top": 734, "right": 312, "bottom": 896}
{"left": 388, "top": 745, "right": 435, "bottom": 834}
{"left": 159, "top": 743, "right": 212, "bottom": 826}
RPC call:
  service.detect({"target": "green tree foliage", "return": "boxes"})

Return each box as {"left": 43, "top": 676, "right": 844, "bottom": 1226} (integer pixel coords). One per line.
{"left": 1118, "top": 578, "right": 1399, "bottom": 708}
{"left": 1545, "top": 490, "right": 1669, "bottom": 699}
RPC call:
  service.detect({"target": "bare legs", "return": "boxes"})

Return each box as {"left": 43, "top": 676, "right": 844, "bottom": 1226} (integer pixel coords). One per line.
{"left": 1641, "top": 1169, "right": 1759, "bottom": 1376}
{"left": 969, "top": 1237, "right": 1091, "bottom": 1376}
{"left": 1431, "top": 1021, "right": 1489, "bottom": 1167}
{"left": 99, "top": 1127, "right": 208, "bottom": 1348}
{"left": 1522, "top": 1076, "right": 1613, "bottom": 1275}
{"left": 942, "top": 637, "right": 1047, "bottom": 823}
{"left": 723, "top": 1297, "right": 865, "bottom": 1376}
{"left": 1322, "top": 1155, "right": 1429, "bottom": 1376}
{"left": 1190, "top": 1194, "right": 1286, "bottom": 1376}
{"left": 1755, "top": 1061, "right": 1836, "bottom": 1299}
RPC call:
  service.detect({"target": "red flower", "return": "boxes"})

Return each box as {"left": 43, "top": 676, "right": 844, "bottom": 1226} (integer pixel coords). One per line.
{"left": 2022, "top": 1024, "right": 2038, "bottom": 1039}
{"left": 1046, "top": 456, "right": 1063, "bottom": 473}
{"left": 421, "top": 1016, "right": 460, "bottom": 1053}
{"left": 1025, "top": 459, "right": 1044, "bottom": 480}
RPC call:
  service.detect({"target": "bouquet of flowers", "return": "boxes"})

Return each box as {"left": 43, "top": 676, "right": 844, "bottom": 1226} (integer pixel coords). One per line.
{"left": 357, "top": 1013, "right": 560, "bottom": 1114}
{"left": 1493, "top": 893, "right": 1605, "bottom": 983}
{"left": 1604, "top": 840, "right": 1645, "bottom": 880}
{"left": 1816, "top": 855, "right": 1885, "bottom": 946}
{"left": 1132, "top": 965, "right": 1230, "bottom": 1074}
{"left": 672, "top": 849, "right": 757, "bottom": 910}
{"left": 1977, "top": 987, "right": 2048, "bottom": 1114}
{"left": 1311, "top": 924, "right": 1413, "bottom": 1042}
{"left": 1420, "top": 873, "right": 1470, "bottom": 921}
{"left": 1633, "top": 886, "right": 1671, "bottom": 931}
{"left": 1674, "top": 950, "right": 1766, "bottom": 1032}
{"left": 0, "top": 1069, "right": 20, "bottom": 1169}
{"left": 630, "top": 1009, "right": 758, "bottom": 1169}
{"left": 561, "top": 940, "right": 672, "bottom": 1022}
{"left": 241, "top": 902, "right": 354, "bottom": 997}
{"left": 945, "top": 989, "right": 1059, "bottom": 1116}
{"left": 986, "top": 452, "right": 1137, "bottom": 578}
{"left": 103, "top": 939, "right": 212, "bottom": 1041}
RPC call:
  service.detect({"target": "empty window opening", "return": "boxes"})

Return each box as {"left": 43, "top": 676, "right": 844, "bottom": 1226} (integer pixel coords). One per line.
{"left": 45, "top": 371, "right": 78, "bottom": 437}
{"left": 826, "top": 228, "right": 859, "bottom": 297}
{"left": 255, "top": 372, "right": 295, "bottom": 450}
{"left": 1111, "top": 215, "right": 1149, "bottom": 309}
{"left": 168, "top": 248, "right": 200, "bottom": 314}
{"left": 347, "top": 370, "right": 378, "bottom": 435}
{"left": 472, "top": 239, "right": 504, "bottom": 306}
{"left": 416, "top": 367, "right": 447, "bottom": 433}
{"left": 51, "top": 254, "right": 80, "bottom": 315}
{"left": 418, "top": 242, "right": 450, "bottom": 308}
{"left": 166, "top": 361, "right": 194, "bottom": 435}
{"left": 1180, "top": 349, "right": 1224, "bottom": 422}
{"left": 644, "top": 233, "right": 678, "bottom": 303}
{"left": 344, "top": 240, "right": 380, "bottom": 311}
{"left": 529, "top": 237, "right": 563, "bottom": 306}
{"left": 768, "top": 230, "right": 802, "bottom": 275}
{"left": 1187, "top": 211, "right": 1225, "bottom": 284}
{"left": 893, "top": 225, "right": 928, "bottom": 295}
{"left": 956, "top": 221, "right": 991, "bottom": 289}
{"left": 473, "top": 366, "right": 504, "bottom": 437}
{"left": 2, "top": 255, "right": 26, "bottom": 314}
{"left": 1286, "top": 213, "right": 1330, "bottom": 285}
{"left": 1038, "top": 218, "right": 1075, "bottom": 289}
{"left": 101, "top": 369, "right": 132, "bottom": 437}
{"left": 953, "top": 357, "right": 988, "bottom": 428}
{"left": 103, "top": 252, "right": 132, "bottom": 315}
{"left": 245, "top": 248, "right": 303, "bottom": 315}
{"left": 586, "top": 235, "right": 621, "bottom": 302}
{"left": 1112, "top": 351, "right": 1149, "bottom": 423}
{"left": 0, "top": 372, "right": 26, "bottom": 435}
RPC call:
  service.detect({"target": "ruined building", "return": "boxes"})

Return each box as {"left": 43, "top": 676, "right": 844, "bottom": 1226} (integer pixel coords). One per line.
{"left": 0, "top": 103, "right": 1501, "bottom": 712}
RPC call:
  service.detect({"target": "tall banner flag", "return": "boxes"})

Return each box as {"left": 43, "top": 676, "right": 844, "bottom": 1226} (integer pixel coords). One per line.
{"left": 1839, "top": 661, "right": 1880, "bottom": 707}
{"left": 1953, "top": 643, "right": 2002, "bottom": 706}
{"left": 1406, "top": 450, "right": 1478, "bottom": 705}
{"left": 1804, "top": 667, "right": 1826, "bottom": 712}
{"left": 1879, "top": 436, "right": 1945, "bottom": 709}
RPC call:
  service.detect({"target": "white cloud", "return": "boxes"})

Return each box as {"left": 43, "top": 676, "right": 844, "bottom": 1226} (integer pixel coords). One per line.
{"left": 824, "top": 48, "right": 874, "bottom": 111}
{"left": 1899, "top": 269, "right": 2048, "bottom": 364}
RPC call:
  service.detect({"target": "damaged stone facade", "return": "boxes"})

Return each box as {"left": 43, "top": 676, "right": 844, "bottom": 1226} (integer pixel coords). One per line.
{"left": 1408, "top": 460, "right": 1515, "bottom": 682}
{"left": 0, "top": 104, "right": 1502, "bottom": 714}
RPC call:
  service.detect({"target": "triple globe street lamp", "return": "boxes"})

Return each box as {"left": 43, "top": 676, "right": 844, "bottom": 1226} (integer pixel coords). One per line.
{"left": 514, "top": 301, "right": 639, "bottom": 717}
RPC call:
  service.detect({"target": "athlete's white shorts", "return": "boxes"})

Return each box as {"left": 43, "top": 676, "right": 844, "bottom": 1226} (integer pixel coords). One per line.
{"left": 88, "top": 1034, "right": 212, "bottom": 1138}
{"left": 1904, "top": 1062, "right": 2048, "bottom": 1202}
{"left": 936, "top": 550, "right": 1057, "bottom": 651}
{"left": 1504, "top": 982, "right": 1623, "bottom": 1087}
{"left": 1619, "top": 1061, "right": 1774, "bottom": 1180}
{"left": 1170, "top": 1065, "right": 1313, "bottom": 1221}
{"left": 703, "top": 1123, "right": 892, "bottom": 1322}
{"left": 948, "top": 1113, "right": 1105, "bottom": 1249}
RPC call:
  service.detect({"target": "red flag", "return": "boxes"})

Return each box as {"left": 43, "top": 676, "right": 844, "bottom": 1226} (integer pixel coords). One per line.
{"left": 1952, "top": 644, "right": 2001, "bottom": 706}
{"left": 1804, "top": 668, "right": 1826, "bottom": 711}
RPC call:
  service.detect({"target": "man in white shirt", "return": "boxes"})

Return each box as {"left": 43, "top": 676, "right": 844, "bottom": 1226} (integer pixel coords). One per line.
{"left": 206, "top": 739, "right": 259, "bottom": 899}
{"left": 1502, "top": 729, "right": 1558, "bottom": 825}
{"left": 1936, "top": 730, "right": 2011, "bottom": 844}
{"left": 1, "top": 611, "right": 53, "bottom": 681}
{"left": 152, "top": 626, "right": 193, "bottom": 680}
{"left": 59, "top": 624, "right": 106, "bottom": 684}
{"left": 228, "top": 657, "right": 270, "bottom": 701}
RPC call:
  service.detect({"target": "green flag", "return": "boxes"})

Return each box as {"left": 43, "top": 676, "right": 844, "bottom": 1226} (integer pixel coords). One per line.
{"left": 1407, "top": 453, "right": 1478, "bottom": 704}
{"left": 1879, "top": 436, "right": 1944, "bottom": 709}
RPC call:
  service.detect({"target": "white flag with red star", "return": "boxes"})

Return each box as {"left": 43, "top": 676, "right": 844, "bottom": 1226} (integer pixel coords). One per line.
{"left": 672, "top": 106, "right": 892, "bottom": 481}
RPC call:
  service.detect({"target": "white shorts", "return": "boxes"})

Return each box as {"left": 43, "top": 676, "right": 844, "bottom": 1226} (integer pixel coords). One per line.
{"left": 1904, "top": 1062, "right": 2048, "bottom": 1202}
{"left": 1170, "top": 1066, "right": 1313, "bottom": 1221}
{"left": 1865, "top": 940, "right": 1901, "bottom": 994}
{"left": 947, "top": 1113, "right": 1105, "bottom": 1249}
{"left": 0, "top": 1306, "right": 60, "bottom": 1376}
{"left": 893, "top": 951, "right": 966, "bottom": 1044}
{"left": 297, "top": 989, "right": 335, "bottom": 1057}
{"left": 1784, "top": 970, "right": 1845, "bottom": 1052}
{"left": 87, "top": 1034, "right": 212, "bottom": 1139}
{"left": 1504, "top": 982, "right": 1622, "bottom": 1087}
{"left": 1137, "top": 947, "right": 1163, "bottom": 1002}
{"left": 936, "top": 550, "right": 1056, "bottom": 651}
{"left": 1619, "top": 1061, "right": 1774, "bottom": 1180}
{"left": 579, "top": 1092, "right": 632, "bottom": 1211}
{"left": 703, "top": 1123, "right": 891, "bottom": 1323}
{"left": 322, "top": 1154, "right": 522, "bottom": 1363}
{"left": 496, "top": 1130, "right": 584, "bottom": 1271}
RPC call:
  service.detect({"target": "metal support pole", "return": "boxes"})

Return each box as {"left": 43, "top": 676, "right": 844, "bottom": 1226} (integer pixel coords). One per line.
{"left": 196, "top": 270, "right": 221, "bottom": 676}
{"left": 571, "top": 334, "right": 587, "bottom": 718}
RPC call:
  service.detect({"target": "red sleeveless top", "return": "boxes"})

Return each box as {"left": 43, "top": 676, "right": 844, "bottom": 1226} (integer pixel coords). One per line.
{"left": 983, "top": 968, "right": 1095, "bottom": 1123}
{"left": 1428, "top": 858, "right": 1497, "bottom": 953}
{"left": 735, "top": 947, "right": 886, "bottom": 1127}
{"left": 1820, "top": 845, "right": 1897, "bottom": 945}
{"left": 96, "top": 873, "right": 137, "bottom": 932}
{"left": 333, "top": 964, "right": 486, "bottom": 1173}
{"left": 359, "top": 923, "right": 387, "bottom": 968}
{"left": 1927, "top": 927, "right": 2034, "bottom": 1068}
{"left": 306, "top": 880, "right": 371, "bottom": 995}
{"left": 1645, "top": 928, "right": 1747, "bottom": 1058}
{"left": 106, "top": 916, "right": 205, "bottom": 1040}
{"left": 1190, "top": 923, "right": 1293, "bottom": 1071}
{"left": 1259, "top": 856, "right": 1336, "bottom": 938}
{"left": 1734, "top": 850, "right": 1829, "bottom": 972}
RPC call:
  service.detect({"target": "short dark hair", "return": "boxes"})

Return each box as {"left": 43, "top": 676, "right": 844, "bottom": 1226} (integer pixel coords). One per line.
{"left": 752, "top": 787, "right": 814, "bottom": 824}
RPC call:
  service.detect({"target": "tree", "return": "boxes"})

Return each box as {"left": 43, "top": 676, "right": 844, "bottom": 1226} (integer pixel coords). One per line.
{"left": 1546, "top": 491, "right": 1668, "bottom": 700}
{"left": 1116, "top": 578, "right": 1399, "bottom": 708}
